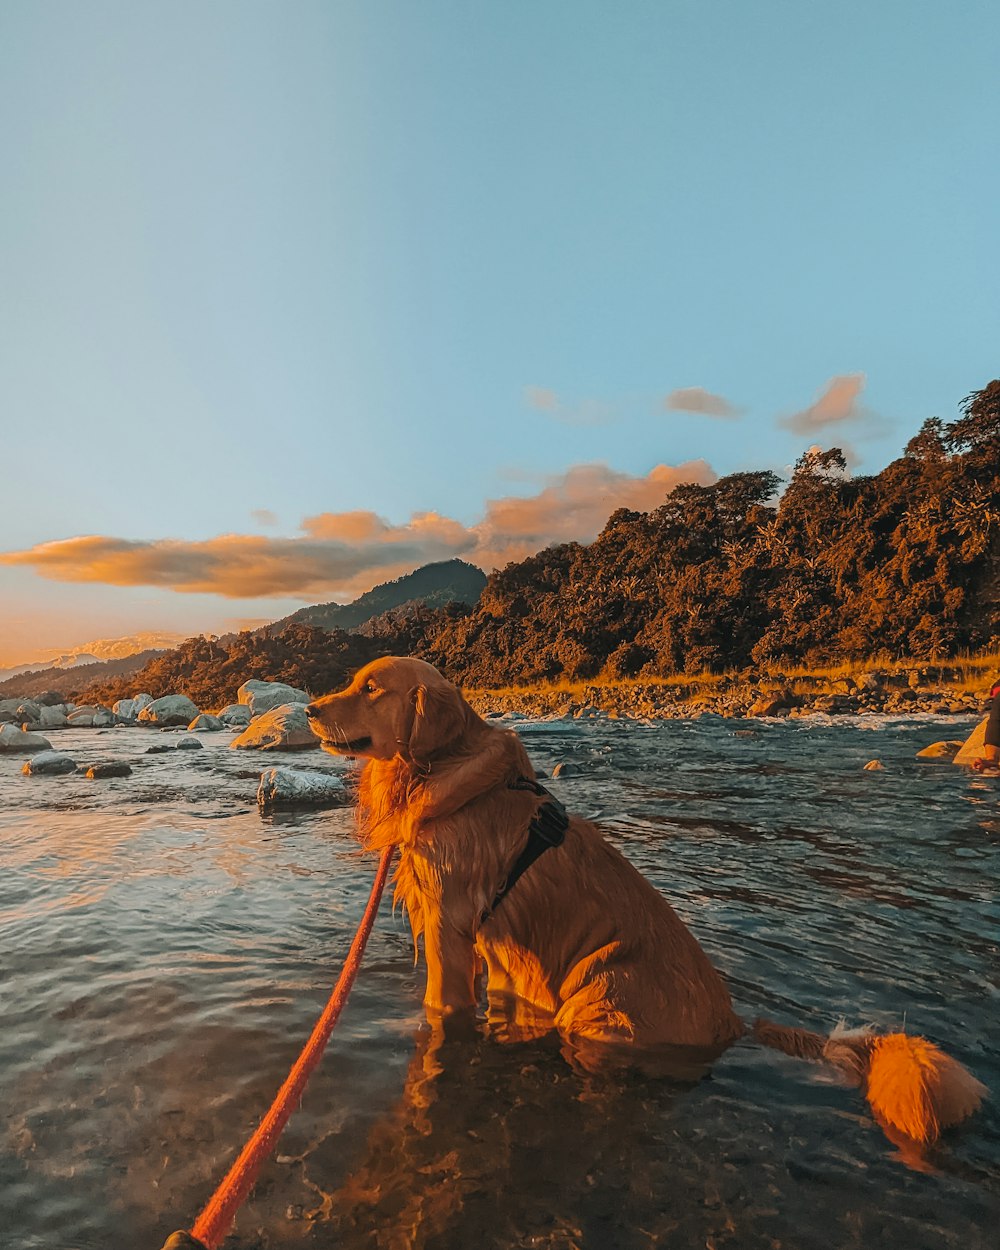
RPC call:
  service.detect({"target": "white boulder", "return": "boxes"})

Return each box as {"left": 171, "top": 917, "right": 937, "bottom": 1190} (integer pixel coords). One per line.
{"left": 237, "top": 680, "right": 311, "bottom": 717}
{"left": 257, "top": 767, "right": 348, "bottom": 810}
{"left": 22, "top": 750, "right": 78, "bottom": 776}
{"left": 138, "top": 695, "right": 200, "bottom": 726}
{"left": 0, "top": 724, "right": 53, "bottom": 752}
{"left": 229, "top": 703, "right": 318, "bottom": 751}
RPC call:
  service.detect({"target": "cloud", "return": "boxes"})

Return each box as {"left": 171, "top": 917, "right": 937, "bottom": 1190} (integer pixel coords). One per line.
{"left": 778, "top": 374, "right": 868, "bottom": 435}
{"left": 473, "top": 461, "right": 716, "bottom": 567}
{"left": 523, "top": 385, "right": 615, "bottom": 427}
{"left": 524, "top": 385, "right": 561, "bottom": 413}
{"left": 1, "top": 460, "right": 716, "bottom": 599}
{"left": 251, "top": 508, "right": 279, "bottom": 527}
{"left": 663, "top": 387, "right": 742, "bottom": 418}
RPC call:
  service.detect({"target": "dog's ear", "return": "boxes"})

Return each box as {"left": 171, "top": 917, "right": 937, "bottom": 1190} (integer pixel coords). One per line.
{"left": 407, "top": 680, "right": 467, "bottom": 764}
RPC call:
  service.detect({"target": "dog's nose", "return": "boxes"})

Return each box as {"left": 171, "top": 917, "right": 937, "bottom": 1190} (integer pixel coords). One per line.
{"left": 304, "top": 703, "right": 319, "bottom": 720}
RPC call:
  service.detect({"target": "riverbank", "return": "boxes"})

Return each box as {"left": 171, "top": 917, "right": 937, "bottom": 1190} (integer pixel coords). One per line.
{"left": 465, "top": 657, "right": 998, "bottom": 721}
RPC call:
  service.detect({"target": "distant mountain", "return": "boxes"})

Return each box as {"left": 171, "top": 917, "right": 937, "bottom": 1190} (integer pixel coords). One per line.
{"left": 0, "top": 631, "right": 188, "bottom": 683}
{"left": 271, "top": 559, "right": 487, "bottom": 634}
{"left": 0, "top": 649, "right": 171, "bottom": 700}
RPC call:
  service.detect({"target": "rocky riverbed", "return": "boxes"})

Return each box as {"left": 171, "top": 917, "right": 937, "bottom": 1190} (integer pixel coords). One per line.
{"left": 466, "top": 668, "right": 989, "bottom": 722}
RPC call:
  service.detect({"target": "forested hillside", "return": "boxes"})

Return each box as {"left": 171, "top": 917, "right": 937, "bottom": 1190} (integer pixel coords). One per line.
{"left": 73, "top": 381, "right": 1000, "bottom": 706}
{"left": 413, "top": 382, "right": 1000, "bottom": 685}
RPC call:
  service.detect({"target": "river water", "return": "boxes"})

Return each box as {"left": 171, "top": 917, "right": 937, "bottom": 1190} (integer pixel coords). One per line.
{"left": 1, "top": 715, "right": 997, "bottom": 1250}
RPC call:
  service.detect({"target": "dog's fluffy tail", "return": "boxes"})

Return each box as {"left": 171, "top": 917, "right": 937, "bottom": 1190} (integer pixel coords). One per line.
{"left": 752, "top": 1017, "right": 987, "bottom": 1144}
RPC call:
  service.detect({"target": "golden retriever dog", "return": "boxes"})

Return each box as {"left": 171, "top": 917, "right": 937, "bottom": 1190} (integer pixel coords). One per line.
{"left": 306, "top": 656, "right": 986, "bottom": 1147}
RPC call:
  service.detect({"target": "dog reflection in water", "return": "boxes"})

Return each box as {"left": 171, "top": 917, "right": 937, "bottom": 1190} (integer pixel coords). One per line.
{"left": 313, "top": 1001, "right": 721, "bottom": 1249}
{"left": 306, "top": 657, "right": 985, "bottom": 1155}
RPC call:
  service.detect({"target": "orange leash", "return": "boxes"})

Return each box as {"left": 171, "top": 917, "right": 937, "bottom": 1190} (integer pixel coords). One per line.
{"left": 161, "top": 845, "right": 395, "bottom": 1250}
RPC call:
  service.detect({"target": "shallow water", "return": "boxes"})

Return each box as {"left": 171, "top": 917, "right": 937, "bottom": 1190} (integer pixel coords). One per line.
{"left": 1, "top": 716, "right": 998, "bottom": 1250}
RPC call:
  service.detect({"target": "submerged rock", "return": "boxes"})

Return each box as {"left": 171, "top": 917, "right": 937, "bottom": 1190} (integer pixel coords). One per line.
{"left": 229, "top": 703, "right": 317, "bottom": 751}
{"left": 916, "top": 740, "right": 965, "bottom": 760}
{"left": 863, "top": 759, "right": 885, "bottom": 771}
{"left": 22, "top": 750, "right": 77, "bottom": 776}
{"left": 86, "top": 762, "right": 133, "bottom": 779}
{"left": 138, "top": 695, "right": 200, "bottom": 726}
{"left": 237, "top": 680, "right": 311, "bottom": 717}
{"left": 257, "top": 767, "right": 349, "bottom": 810}
{"left": 175, "top": 736, "right": 203, "bottom": 750}
{"left": 0, "top": 724, "right": 53, "bottom": 752}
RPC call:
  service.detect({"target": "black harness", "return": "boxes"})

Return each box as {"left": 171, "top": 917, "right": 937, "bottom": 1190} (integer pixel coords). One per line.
{"left": 478, "top": 777, "right": 569, "bottom": 926}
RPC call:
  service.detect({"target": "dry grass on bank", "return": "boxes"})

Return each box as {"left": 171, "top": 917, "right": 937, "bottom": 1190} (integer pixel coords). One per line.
{"left": 472, "top": 650, "right": 1000, "bottom": 702}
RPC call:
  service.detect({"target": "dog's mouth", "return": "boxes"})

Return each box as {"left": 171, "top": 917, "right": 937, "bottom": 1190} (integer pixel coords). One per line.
{"left": 318, "top": 733, "right": 373, "bottom": 755}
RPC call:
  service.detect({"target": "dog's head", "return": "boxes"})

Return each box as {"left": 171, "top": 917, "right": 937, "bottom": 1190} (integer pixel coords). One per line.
{"left": 306, "top": 656, "right": 472, "bottom": 765}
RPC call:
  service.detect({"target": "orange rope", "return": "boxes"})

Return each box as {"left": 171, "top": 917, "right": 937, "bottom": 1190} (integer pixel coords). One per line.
{"left": 162, "top": 845, "right": 394, "bottom": 1250}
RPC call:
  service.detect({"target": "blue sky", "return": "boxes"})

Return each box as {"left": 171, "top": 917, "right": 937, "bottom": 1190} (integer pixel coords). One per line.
{"left": 1, "top": 1, "right": 998, "bottom": 663}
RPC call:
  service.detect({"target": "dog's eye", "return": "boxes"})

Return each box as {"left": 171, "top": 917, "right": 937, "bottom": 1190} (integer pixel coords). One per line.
{"left": 365, "top": 681, "right": 380, "bottom": 696}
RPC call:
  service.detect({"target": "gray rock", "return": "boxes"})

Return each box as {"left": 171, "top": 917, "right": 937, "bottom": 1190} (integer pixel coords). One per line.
{"left": 35, "top": 690, "right": 66, "bottom": 707}
{"left": 229, "top": 703, "right": 318, "bottom": 751}
{"left": 0, "top": 699, "right": 22, "bottom": 723}
{"left": 0, "top": 724, "right": 53, "bottom": 752}
{"left": 551, "top": 761, "right": 579, "bottom": 778}
{"left": 86, "top": 762, "right": 133, "bottom": 778}
{"left": 188, "top": 714, "right": 224, "bottom": 732}
{"left": 31, "top": 705, "right": 69, "bottom": 730}
{"left": 237, "top": 680, "right": 311, "bottom": 717}
{"left": 257, "top": 767, "right": 348, "bottom": 810}
{"left": 175, "top": 736, "right": 203, "bottom": 750}
{"left": 113, "top": 698, "right": 139, "bottom": 722}
{"left": 138, "top": 695, "right": 200, "bottom": 726}
{"left": 863, "top": 759, "right": 885, "bottom": 771}
{"left": 66, "top": 705, "right": 103, "bottom": 727}
{"left": 218, "top": 704, "right": 252, "bottom": 727}
{"left": 16, "top": 700, "right": 41, "bottom": 723}
{"left": 145, "top": 744, "right": 176, "bottom": 754}
{"left": 22, "top": 750, "right": 77, "bottom": 776}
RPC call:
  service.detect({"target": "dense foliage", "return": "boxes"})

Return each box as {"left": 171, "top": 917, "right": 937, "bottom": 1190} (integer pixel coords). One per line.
{"left": 412, "top": 383, "right": 1000, "bottom": 685}
{"left": 83, "top": 626, "right": 393, "bottom": 709}
{"left": 0, "top": 651, "right": 167, "bottom": 701}
{"left": 274, "top": 559, "right": 486, "bottom": 632}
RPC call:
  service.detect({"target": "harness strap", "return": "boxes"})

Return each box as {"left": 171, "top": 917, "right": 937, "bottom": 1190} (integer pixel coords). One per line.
{"left": 479, "top": 778, "right": 569, "bottom": 925}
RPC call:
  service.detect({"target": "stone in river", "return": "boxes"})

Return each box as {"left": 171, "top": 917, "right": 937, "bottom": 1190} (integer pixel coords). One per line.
{"left": 86, "top": 762, "right": 133, "bottom": 779}
{"left": 229, "top": 703, "right": 317, "bottom": 751}
{"left": 22, "top": 750, "right": 78, "bottom": 776}
{"left": 237, "top": 680, "right": 311, "bottom": 717}
{"left": 915, "top": 740, "right": 965, "bottom": 760}
{"left": 257, "top": 767, "right": 348, "bottom": 810}
{"left": 863, "top": 759, "right": 885, "bottom": 771}
{"left": 138, "top": 695, "right": 200, "bottom": 726}
{"left": 0, "top": 724, "right": 52, "bottom": 752}
{"left": 175, "top": 736, "right": 203, "bottom": 750}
